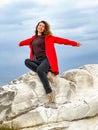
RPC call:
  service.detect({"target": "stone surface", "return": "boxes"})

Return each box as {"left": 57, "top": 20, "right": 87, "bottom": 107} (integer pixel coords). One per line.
{"left": 0, "top": 64, "right": 98, "bottom": 130}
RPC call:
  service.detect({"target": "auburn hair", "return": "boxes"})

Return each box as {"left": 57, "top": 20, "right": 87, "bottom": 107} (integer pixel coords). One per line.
{"left": 35, "top": 21, "right": 52, "bottom": 36}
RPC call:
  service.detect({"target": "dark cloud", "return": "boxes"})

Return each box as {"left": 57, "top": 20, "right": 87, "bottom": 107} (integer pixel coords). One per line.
{"left": 0, "top": 1, "right": 38, "bottom": 25}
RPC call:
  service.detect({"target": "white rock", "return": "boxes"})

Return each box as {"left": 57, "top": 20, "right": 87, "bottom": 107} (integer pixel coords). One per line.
{"left": 0, "top": 64, "right": 98, "bottom": 130}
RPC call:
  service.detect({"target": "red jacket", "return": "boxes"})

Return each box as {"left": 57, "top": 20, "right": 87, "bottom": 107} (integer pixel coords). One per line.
{"left": 19, "top": 35, "right": 78, "bottom": 75}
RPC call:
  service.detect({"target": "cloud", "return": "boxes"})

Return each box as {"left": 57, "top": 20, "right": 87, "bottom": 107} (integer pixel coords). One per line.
{"left": 0, "top": 0, "right": 38, "bottom": 24}
{"left": 0, "top": 0, "right": 11, "bottom": 5}
{"left": 76, "top": 0, "right": 98, "bottom": 8}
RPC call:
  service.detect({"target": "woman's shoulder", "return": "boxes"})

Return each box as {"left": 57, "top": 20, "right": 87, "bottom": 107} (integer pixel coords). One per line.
{"left": 46, "top": 35, "right": 56, "bottom": 39}
{"left": 32, "top": 35, "right": 36, "bottom": 39}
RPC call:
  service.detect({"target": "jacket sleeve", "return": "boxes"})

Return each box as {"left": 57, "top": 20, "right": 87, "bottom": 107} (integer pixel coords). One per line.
{"left": 53, "top": 36, "right": 78, "bottom": 46}
{"left": 19, "top": 36, "right": 35, "bottom": 46}
{"left": 18, "top": 38, "right": 32, "bottom": 46}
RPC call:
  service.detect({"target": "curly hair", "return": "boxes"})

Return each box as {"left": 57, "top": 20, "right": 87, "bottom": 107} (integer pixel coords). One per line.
{"left": 35, "top": 21, "right": 52, "bottom": 36}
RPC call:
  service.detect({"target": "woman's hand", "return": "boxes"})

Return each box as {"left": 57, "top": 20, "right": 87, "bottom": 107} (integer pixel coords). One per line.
{"left": 18, "top": 43, "right": 21, "bottom": 46}
{"left": 77, "top": 42, "right": 81, "bottom": 47}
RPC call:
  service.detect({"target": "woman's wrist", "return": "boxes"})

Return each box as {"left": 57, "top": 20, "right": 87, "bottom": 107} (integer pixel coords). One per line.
{"left": 77, "top": 42, "right": 81, "bottom": 47}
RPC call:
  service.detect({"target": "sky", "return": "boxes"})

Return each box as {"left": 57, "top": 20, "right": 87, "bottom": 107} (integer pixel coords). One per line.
{"left": 0, "top": 0, "right": 98, "bottom": 86}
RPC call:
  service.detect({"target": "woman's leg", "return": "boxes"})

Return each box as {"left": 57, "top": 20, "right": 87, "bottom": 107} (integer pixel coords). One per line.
{"left": 25, "top": 58, "right": 51, "bottom": 93}
{"left": 25, "top": 58, "right": 54, "bottom": 102}
{"left": 25, "top": 59, "right": 39, "bottom": 72}
{"left": 36, "top": 58, "right": 52, "bottom": 94}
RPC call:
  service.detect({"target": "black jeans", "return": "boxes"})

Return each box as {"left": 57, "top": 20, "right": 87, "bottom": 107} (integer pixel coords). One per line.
{"left": 25, "top": 56, "right": 52, "bottom": 94}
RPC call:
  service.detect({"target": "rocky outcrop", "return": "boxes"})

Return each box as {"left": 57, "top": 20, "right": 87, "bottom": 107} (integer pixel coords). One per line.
{"left": 0, "top": 64, "right": 98, "bottom": 130}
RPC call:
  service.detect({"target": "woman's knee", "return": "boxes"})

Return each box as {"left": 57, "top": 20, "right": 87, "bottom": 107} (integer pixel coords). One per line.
{"left": 24, "top": 59, "right": 30, "bottom": 66}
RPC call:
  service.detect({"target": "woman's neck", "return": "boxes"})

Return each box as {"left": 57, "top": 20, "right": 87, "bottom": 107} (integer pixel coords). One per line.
{"left": 38, "top": 32, "right": 42, "bottom": 36}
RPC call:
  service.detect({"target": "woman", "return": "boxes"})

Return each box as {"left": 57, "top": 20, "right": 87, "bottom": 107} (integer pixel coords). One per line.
{"left": 18, "top": 20, "right": 81, "bottom": 103}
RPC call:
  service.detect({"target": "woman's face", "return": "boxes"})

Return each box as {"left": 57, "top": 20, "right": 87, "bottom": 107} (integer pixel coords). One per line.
{"left": 37, "top": 22, "right": 45, "bottom": 34}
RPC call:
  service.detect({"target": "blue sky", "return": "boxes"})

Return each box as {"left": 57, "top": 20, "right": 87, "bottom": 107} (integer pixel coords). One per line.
{"left": 0, "top": 0, "right": 98, "bottom": 86}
